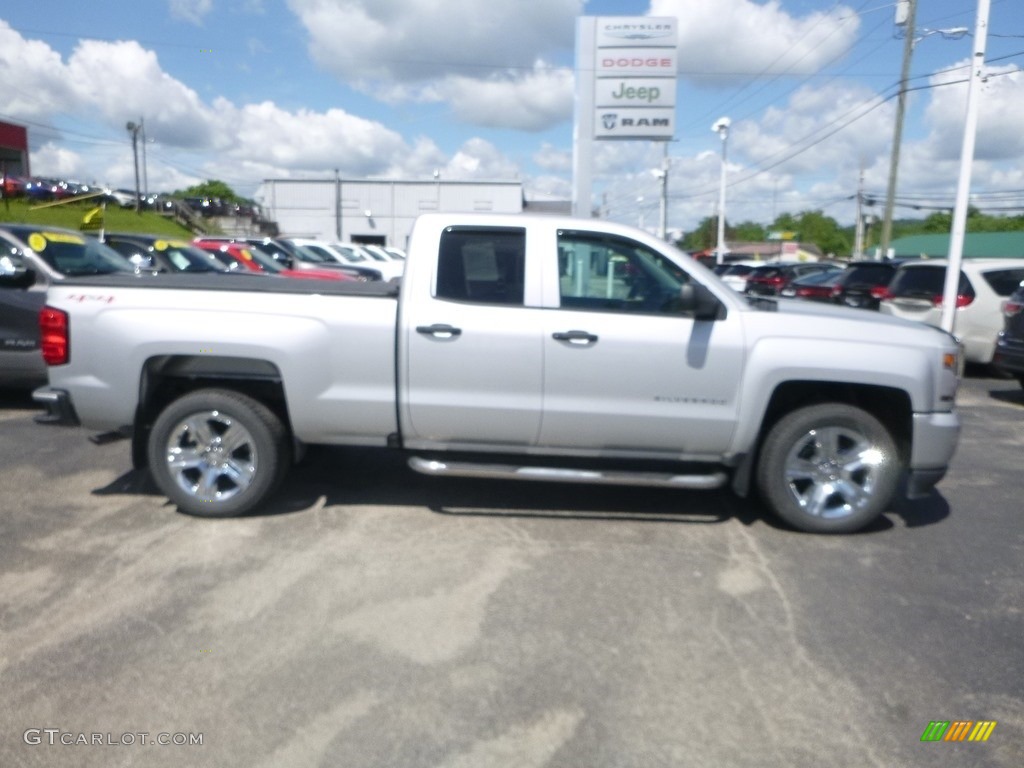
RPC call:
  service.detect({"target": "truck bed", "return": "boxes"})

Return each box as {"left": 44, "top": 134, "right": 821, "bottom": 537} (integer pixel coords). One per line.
{"left": 55, "top": 271, "right": 401, "bottom": 298}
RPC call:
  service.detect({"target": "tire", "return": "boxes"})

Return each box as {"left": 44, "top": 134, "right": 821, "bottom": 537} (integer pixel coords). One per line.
{"left": 756, "top": 404, "right": 902, "bottom": 534}
{"left": 147, "top": 389, "right": 290, "bottom": 517}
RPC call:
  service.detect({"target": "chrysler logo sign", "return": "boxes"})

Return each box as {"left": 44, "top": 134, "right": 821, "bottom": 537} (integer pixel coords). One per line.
{"left": 599, "top": 23, "right": 675, "bottom": 42}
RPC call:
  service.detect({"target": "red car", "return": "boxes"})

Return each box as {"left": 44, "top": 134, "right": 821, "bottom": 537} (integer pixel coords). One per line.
{"left": 778, "top": 270, "right": 844, "bottom": 302}
{"left": 192, "top": 239, "right": 355, "bottom": 281}
{"left": 744, "top": 262, "right": 839, "bottom": 297}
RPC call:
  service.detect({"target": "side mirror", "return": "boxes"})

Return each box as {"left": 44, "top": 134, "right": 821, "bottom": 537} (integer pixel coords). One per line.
{"left": 678, "top": 282, "right": 724, "bottom": 321}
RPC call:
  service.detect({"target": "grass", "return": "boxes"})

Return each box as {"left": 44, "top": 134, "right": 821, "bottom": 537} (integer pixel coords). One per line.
{"left": 0, "top": 196, "right": 203, "bottom": 238}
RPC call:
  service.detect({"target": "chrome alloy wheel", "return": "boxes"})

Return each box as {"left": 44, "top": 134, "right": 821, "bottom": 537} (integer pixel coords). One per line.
{"left": 163, "top": 410, "right": 258, "bottom": 503}
{"left": 782, "top": 425, "right": 887, "bottom": 520}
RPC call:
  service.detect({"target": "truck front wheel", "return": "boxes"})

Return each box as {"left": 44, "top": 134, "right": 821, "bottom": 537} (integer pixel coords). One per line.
{"left": 756, "top": 404, "right": 902, "bottom": 534}
{"left": 147, "top": 389, "right": 290, "bottom": 517}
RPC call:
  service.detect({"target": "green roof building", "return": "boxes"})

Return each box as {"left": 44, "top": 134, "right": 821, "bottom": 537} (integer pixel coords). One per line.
{"left": 889, "top": 232, "right": 1024, "bottom": 259}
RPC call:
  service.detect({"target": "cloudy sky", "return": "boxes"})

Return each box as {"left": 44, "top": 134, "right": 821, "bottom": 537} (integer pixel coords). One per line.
{"left": 1, "top": 0, "right": 1022, "bottom": 234}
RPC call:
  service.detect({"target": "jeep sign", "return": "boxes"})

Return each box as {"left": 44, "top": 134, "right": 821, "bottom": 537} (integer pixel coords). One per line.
{"left": 596, "top": 78, "right": 676, "bottom": 108}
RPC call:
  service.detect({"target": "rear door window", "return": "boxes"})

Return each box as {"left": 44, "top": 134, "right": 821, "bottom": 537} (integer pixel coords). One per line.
{"left": 889, "top": 266, "right": 972, "bottom": 299}
{"left": 839, "top": 264, "right": 894, "bottom": 286}
{"left": 981, "top": 268, "right": 1024, "bottom": 297}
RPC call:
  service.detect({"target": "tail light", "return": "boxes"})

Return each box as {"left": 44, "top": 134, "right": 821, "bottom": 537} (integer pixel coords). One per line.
{"left": 1004, "top": 299, "right": 1023, "bottom": 317}
{"left": 869, "top": 286, "right": 892, "bottom": 301}
{"left": 40, "top": 306, "right": 69, "bottom": 365}
{"left": 932, "top": 294, "right": 974, "bottom": 308}
{"left": 830, "top": 285, "right": 842, "bottom": 297}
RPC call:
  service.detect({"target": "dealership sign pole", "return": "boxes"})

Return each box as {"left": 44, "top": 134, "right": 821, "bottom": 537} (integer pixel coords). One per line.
{"left": 573, "top": 16, "right": 677, "bottom": 219}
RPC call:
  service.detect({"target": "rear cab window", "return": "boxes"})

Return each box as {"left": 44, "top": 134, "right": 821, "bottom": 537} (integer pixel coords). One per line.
{"left": 435, "top": 227, "right": 526, "bottom": 305}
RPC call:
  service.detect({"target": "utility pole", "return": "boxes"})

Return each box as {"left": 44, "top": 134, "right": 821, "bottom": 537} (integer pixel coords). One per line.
{"left": 853, "top": 168, "right": 865, "bottom": 258}
{"left": 334, "top": 168, "right": 342, "bottom": 240}
{"left": 880, "top": 0, "right": 917, "bottom": 258}
{"left": 140, "top": 119, "right": 148, "bottom": 202}
{"left": 125, "top": 120, "right": 142, "bottom": 213}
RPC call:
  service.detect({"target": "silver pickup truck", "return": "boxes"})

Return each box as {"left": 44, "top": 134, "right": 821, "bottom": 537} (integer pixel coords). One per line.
{"left": 34, "top": 213, "right": 962, "bottom": 533}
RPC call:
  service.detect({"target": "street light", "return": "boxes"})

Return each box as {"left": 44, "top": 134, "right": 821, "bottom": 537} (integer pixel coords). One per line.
{"left": 125, "top": 120, "right": 142, "bottom": 213}
{"left": 712, "top": 117, "right": 731, "bottom": 265}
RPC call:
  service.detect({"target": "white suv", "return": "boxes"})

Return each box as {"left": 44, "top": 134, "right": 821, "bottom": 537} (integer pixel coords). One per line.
{"left": 879, "top": 258, "right": 1024, "bottom": 363}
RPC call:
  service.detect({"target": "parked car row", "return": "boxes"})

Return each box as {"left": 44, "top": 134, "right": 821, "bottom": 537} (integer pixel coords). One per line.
{"left": 1, "top": 223, "right": 139, "bottom": 388}
{"left": 285, "top": 238, "right": 406, "bottom": 280}
{"left": 0, "top": 223, "right": 412, "bottom": 388}
{"left": 0, "top": 173, "right": 267, "bottom": 223}
{"left": 714, "top": 254, "right": 1024, "bottom": 366}
{"left": 717, "top": 258, "right": 907, "bottom": 307}
{"left": 878, "top": 259, "right": 1024, "bottom": 365}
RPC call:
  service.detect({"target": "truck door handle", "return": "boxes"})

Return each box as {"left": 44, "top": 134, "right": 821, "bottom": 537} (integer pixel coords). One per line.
{"left": 416, "top": 323, "right": 462, "bottom": 339}
{"left": 552, "top": 330, "right": 598, "bottom": 345}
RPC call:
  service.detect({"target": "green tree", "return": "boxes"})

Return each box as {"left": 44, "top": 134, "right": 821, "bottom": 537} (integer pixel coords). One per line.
{"left": 771, "top": 210, "right": 849, "bottom": 257}
{"left": 732, "top": 220, "right": 766, "bottom": 242}
{"left": 172, "top": 180, "right": 244, "bottom": 203}
{"left": 681, "top": 216, "right": 723, "bottom": 251}
{"left": 922, "top": 211, "right": 953, "bottom": 233}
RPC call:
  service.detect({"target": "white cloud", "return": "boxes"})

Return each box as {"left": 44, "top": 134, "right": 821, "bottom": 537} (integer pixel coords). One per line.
{"left": 215, "top": 99, "right": 409, "bottom": 176}
{"left": 285, "top": 0, "right": 581, "bottom": 130}
{"left": 533, "top": 143, "right": 571, "bottom": 173}
{"left": 651, "top": 0, "right": 860, "bottom": 85}
{"left": 169, "top": 0, "right": 214, "bottom": 25}
{"left": 65, "top": 40, "right": 219, "bottom": 149}
{"left": 924, "top": 62, "right": 1024, "bottom": 162}
{"left": 740, "top": 82, "right": 892, "bottom": 177}
{"left": 287, "top": 0, "right": 580, "bottom": 81}
{"left": 30, "top": 144, "right": 87, "bottom": 180}
{"left": 444, "top": 138, "right": 521, "bottom": 180}
{"left": 0, "top": 22, "right": 77, "bottom": 119}
{"left": 438, "top": 63, "right": 574, "bottom": 131}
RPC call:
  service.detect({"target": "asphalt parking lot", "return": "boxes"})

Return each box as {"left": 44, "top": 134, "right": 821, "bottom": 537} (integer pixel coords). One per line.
{"left": 0, "top": 371, "right": 1021, "bottom": 768}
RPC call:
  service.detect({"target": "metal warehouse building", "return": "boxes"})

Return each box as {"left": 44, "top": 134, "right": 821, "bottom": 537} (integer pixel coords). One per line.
{"left": 254, "top": 178, "right": 526, "bottom": 249}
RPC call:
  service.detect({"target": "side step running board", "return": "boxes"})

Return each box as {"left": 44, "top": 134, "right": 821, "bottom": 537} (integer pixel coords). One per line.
{"left": 407, "top": 457, "right": 728, "bottom": 490}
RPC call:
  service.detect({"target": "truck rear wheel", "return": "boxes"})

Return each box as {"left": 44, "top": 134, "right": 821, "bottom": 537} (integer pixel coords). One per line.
{"left": 147, "top": 389, "right": 290, "bottom": 517}
{"left": 756, "top": 404, "right": 901, "bottom": 534}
